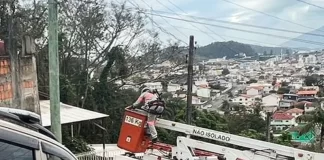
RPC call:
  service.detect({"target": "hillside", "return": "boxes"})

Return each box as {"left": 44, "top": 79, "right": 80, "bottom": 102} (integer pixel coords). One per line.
{"left": 197, "top": 41, "right": 256, "bottom": 59}
{"left": 196, "top": 41, "right": 291, "bottom": 59}
{"left": 281, "top": 26, "right": 324, "bottom": 50}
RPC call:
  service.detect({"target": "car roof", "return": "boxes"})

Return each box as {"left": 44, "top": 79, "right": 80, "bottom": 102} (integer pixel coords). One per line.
{"left": 0, "top": 118, "right": 77, "bottom": 159}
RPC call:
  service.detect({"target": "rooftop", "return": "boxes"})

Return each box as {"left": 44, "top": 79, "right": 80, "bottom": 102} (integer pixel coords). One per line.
{"left": 40, "top": 100, "right": 109, "bottom": 127}
{"left": 297, "top": 90, "right": 318, "bottom": 95}
{"left": 272, "top": 112, "right": 294, "bottom": 120}
{"left": 285, "top": 108, "right": 304, "bottom": 114}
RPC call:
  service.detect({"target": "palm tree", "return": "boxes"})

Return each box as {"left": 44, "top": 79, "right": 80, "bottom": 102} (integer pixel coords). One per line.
{"left": 297, "top": 107, "right": 324, "bottom": 149}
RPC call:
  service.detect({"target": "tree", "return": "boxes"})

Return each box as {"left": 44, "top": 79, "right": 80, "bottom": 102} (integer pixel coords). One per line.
{"left": 222, "top": 68, "right": 230, "bottom": 75}
{"left": 277, "top": 87, "right": 290, "bottom": 94}
{"left": 297, "top": 107, "right": 324, "bottom": 149}
{"left": 281, "top": 81, "right": 289, "bottom": 87}
{"left": 247, "top": 79, "right": 257, "bottom": 84}
{"left": 304, "top": 75, "right": 324, "bottom": 88}
{"left": 221, "top": 100, "right": 231, "bottom": 114}
{"left": 226, "top": 114, "right": 266, "bottom": 135}
{"left": 239, "top": 129, "right": 266, "bottom": 141}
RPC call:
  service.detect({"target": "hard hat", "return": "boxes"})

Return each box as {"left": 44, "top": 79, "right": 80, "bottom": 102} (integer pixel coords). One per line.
{"left": 141, "top": 87, "right": 151, "bottom": 93}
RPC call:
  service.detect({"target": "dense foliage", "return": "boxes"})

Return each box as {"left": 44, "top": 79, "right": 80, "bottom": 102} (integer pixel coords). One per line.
{"left": 197, "top": 41, "right": 256, "bottom": 59}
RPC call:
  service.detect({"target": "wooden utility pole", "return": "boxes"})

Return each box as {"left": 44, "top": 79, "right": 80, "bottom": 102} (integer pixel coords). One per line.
{"left": 186, "top": 36, "right": 194, "bottom": 125}
{"left": 48, "top": 0, "right": 61, "bottom": 142}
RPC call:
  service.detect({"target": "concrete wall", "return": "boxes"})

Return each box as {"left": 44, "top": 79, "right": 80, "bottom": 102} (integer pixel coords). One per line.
{"left": 0, "top": 54, "right": 40, "bottom": 114}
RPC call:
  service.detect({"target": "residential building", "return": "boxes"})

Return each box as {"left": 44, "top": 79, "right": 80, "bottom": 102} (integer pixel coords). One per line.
{"left": 297, "top": 97, "right": 316, "bottom": 102}
{"left": 167, "top": 83, "right": 181, "bottom": 93}
{"left": 144, "top": 82, "right": 163, "bottom": 92}
{"left": 285, "top": 108, "right": 304, "bottom": 118}
{"left": 278, "top": 100, "right": 295, "bottom": 110}
{"left": 300, "top": 86, "right": 319, "bottom": 92}
{"left": 246, "top": 87, "right": 263, "bottom": 96}
{"left": 297, "top": 90, "right": 318, "bottom": 97}
{"left": 230, "top": 94, "right": 261, "bottom": 106}
{"left": 181, "top": 85, "right": 198, "bottom": 94}
{"left": 271, "top": 112, "right": 297, "bottom": 131}
{"left": 196, "top": 87, "right": 211, "bottom": 98}
{"left": 282, "top": 94, "right": 299, "bottom": 101}
{"left": 262, "top": 94, "right": 280, "bottom": 107}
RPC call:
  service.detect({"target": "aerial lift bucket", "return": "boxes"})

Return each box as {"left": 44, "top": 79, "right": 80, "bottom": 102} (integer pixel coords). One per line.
{"left": 117, "top": 107, "right": 151, "bottom": 153}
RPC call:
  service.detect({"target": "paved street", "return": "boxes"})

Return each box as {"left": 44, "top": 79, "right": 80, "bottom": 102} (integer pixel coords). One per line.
{"left": 206, "top": 83, "right": 246, "bottom": 114}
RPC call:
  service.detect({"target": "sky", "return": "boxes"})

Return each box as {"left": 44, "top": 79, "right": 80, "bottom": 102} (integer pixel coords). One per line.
{"left": 117, "top": 0, "right": 324, "bottom": 48}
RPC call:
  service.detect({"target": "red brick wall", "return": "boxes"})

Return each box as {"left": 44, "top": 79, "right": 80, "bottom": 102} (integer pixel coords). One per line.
{"left": 0, "top": 59, "right": 10, "bottom": 75}
{"left": 0, "top": 83, "right": 12, "bottom": 101}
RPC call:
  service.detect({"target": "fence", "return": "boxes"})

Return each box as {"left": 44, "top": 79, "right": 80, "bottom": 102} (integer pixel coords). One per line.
{"left": 76, "top": 149, "right": 144, "bottom": 160}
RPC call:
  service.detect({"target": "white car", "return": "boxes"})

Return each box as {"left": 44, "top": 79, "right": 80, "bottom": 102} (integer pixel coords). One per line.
{"left": 0, "top": 107, "right": 77, "bottom": 160}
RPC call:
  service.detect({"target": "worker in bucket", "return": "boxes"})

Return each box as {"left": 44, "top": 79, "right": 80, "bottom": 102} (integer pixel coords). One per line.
{"left": 129, "top": 87, "right": 165, "bottom": 143}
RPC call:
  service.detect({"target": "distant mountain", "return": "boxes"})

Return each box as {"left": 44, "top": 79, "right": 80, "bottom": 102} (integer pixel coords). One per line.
{"left": 281, "top": 26, "right": 324, "bottom": 50}
{"left": 197, "top": 41, "right": 256, "bottom": 59}
{"left": 196, "top": 41, "right": 291, "bottom": 59}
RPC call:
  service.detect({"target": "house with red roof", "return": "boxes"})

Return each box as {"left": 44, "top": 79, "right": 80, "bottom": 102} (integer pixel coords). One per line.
{"left": 271, "top": 112, "right": 297, "bottom": 131}
{"left": 297, "top": 90, "right": 318, "bottom": 97}
{"left": 285, "top": 108, "right": 304, "bottom": 118}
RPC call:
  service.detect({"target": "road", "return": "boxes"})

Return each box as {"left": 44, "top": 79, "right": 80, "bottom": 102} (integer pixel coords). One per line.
{"left": 206, "top": 83, "right": 246, "bottom": 114}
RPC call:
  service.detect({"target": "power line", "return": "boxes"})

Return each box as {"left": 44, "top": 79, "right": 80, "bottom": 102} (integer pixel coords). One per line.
{"left": 127, "top": 0, "right": 188, "bottom": 45}
{"left": 140, "top": 12, "right": 324, "bottom": 46}
{"left": 138, "top": 0, "right": 188, "bottom": 39}
{"left": 148, "top": 9, "right": 324, "bottom": 38}
{"left": 154, "top": 0, "right": 244, "bottom": 55}
{"left": 166, "top": 0, "right": 226, "bottom": 40}
{"left": 164, "top": 25, "right": 288, "bottom": 47}
{"left": 220, "top": 0, "right": 324, "bottom": 33}
{"left": 297, "top": 0, "right": 324, "bottom": 10}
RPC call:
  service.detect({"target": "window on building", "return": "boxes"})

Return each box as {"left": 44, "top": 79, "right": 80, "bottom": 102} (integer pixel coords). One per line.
{"left": 0, "top": 140, "right": 34, "bottom": 160}
{"left": 239, "top": 99, "right": 242, "bottom": 101}
{"left": 245, "top": 99, "right": 248, "bottom": 101}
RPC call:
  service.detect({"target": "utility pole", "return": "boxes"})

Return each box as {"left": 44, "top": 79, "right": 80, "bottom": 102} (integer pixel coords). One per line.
{"left": 186, "top": 36, "right": 194, "bottom": 125}
{"left": 266, "top": 112, "right": 272, "bottom": 142}
{"left": 48, "top": 0, "right": 61, "bottom": 143}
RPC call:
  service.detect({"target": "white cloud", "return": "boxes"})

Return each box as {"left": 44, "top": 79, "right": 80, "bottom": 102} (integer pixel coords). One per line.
{"left": 112, "top": 0, "right": 324, "bottom": 48}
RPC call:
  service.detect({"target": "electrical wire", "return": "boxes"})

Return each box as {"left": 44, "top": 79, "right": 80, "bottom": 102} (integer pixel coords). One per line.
{"left": 127, "top": 0, "right": 188, "bottom": 45}
{"left": 116, "top": 4, "right": 324, "bottom": 46}
{"left": 163, "top": 25, "right": 290, "bottom": 48}
{"left": 138, "top": 0, "right": 188, "bottom": 39}
{"left": 148, "top": 9, "right": 324, "bottom": 38}
{"left": 297, "top": 0, "right": 324, "bottom": 10}
{"left": 106, "top": 4, "right": 324, "bottom": 47}
{"left": 139, "top": 12, "right": 324, "bottom": 46}
{"left": 154, "top": 0, "right": 244, "bottom": 55}
{"left": 220, "top": 0, "right": 324, "bottom": 33}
